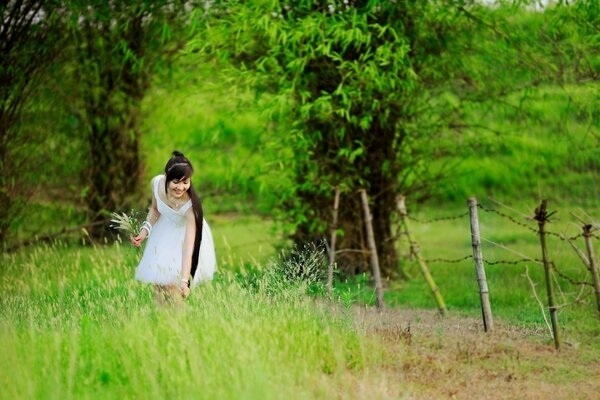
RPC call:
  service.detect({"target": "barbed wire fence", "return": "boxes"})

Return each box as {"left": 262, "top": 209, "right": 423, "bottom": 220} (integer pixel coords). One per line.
{"left": 394, "top": 195, "right": 600, "bottom": 349}
{"left": 221, "top": 189, "right": 600, "bottom": 347}
{"left": 225, "top": 189, "right": 599, "bottom": 346}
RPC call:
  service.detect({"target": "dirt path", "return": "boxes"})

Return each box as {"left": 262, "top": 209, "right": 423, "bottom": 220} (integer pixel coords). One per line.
{"left": 342, "top": 306, "right": 600, "bottom": 399}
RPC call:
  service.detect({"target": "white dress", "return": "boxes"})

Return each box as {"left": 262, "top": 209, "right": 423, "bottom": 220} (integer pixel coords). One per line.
{"left": 135, "top": 175, "right": 216, "bottom": 288}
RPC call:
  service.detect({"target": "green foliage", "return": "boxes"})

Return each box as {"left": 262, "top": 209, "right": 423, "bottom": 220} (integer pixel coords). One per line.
{"left": 143, "top": 0, "right": 598, "bottom": 225}
{"left": 0, "top": 1, "right": 67, "bottom": 244}
{"left": 245, "top": 242, "right": 329, "bottom": 296}
{"left": 191, "top": 1, "right": 598, "bottom": 275}
{"left": 4, "top": 0, "right": 599, "bottom": 270}
{"left": 263, "top": 2, "right": 469, "bottom": 187}
{"left": 275, "top": 242, "right": 328, "bottom": 286}
{"left": 60, "top": 1, "right": 193, "bottom": 230}
{"left": 196, "top": 0, "right": 494, "bottom": 274}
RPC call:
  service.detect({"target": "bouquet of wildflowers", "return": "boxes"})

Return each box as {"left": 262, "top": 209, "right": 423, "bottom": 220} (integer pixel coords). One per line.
{"left": 109, "top": 209, "right": 144, "bottom": 238}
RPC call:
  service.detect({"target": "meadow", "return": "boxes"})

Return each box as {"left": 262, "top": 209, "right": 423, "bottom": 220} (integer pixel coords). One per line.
{"left": 2, "top": 207, "right": 599, "bottom": 399}
{"left": 0, "top": 242, "right": 384, "bottom": 399}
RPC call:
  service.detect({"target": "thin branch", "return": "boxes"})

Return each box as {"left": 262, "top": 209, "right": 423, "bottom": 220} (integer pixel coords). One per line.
{"left": 556, "top": 285, "right": 592, "bottom": 311}
{"left": 447, "top": 122, "right": 505, "bottom": 136}
{"left": 488, "top": 197, "right": 533, "bottom": 220}
{"left": 552, "top": 267, "right": 568, "bottom": 305}
{"left": 480, "top": 236, "right": 542, "bottom": 265}
{"left": 523, "top": 265, "right": 553, "bottom": 338}
{"left": 334, "top": 248, "right": 370, "bottom": 255}
{"left": 561, "top": 233, "right": 590, "bottom": 271}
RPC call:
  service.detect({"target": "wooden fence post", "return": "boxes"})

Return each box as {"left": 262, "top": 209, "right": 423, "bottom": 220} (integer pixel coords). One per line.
{"left": 359, "top": 189, "right": 385, "bottom": 310}
{"left": 396, "top": 195, "right": 447, "bottom": 316}
{"left": 535, "top": 199, "right": 561, "bottom": 350}
{"left": 582, "top": 224, "right": 600, "bottom": 320}
{"left": 327, "top": 186, "right": 340, "bottom": 297}
{"left": 468, "top": 197, "right": 494, "bottom": 332}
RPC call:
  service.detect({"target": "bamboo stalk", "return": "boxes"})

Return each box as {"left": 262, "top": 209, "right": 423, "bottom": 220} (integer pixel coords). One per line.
{"left": 327, "top": 186, "right": 340, "bottom": 297}
{"left": 582, "top": 225, "right": 600, "bottom": 320}
{"left": 396, "top": 196, "right": 447, "bottom": 316}
{"left": 535, "top": 199, "right": 561, "bottom": 349}
{"left": 359, "top": 189, "right": 385, "bottom": 310}
{"left": 468, "top": 197, "right": 494, "bottom": 332}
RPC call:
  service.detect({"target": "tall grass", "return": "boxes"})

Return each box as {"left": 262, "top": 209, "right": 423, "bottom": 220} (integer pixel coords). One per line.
{"left": 0, "top": 243, "right": 384, "bottom": 399}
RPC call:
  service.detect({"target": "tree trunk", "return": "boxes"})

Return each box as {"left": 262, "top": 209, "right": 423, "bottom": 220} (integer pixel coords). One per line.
{"left": 371, "top": 187, "right": 399, "bottom": 277}
{"left": 0, "top": 132, "right": 11, "bottom": 245}
{"left": 85, "top": 106, "right": 142, "bottom": 237}
{"left": 290, "top": 116, "right": 402, "bottom": 278}
{"left": 293, "top": 184, "right": 399, "bottom": 278}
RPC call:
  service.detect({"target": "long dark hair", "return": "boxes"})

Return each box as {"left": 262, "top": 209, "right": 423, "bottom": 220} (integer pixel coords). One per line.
{"left": 164, "top": 151, "right": 203, "bottom": 278}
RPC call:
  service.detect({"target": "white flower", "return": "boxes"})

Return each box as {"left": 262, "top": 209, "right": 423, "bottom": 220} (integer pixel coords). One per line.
{"left": 109, "top": 210, "right": 143, "bottom": 237}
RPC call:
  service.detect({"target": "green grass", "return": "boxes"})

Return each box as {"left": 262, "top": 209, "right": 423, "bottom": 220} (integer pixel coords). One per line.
{"left": 2, "top": 209, "right": 600, "bottom": 398}
{"left": 434, "top": 83, "right": 600, "bottom": 204}
{"left": 0, "top": 243, "right": 384, "bottom": 399}
{"left": 210, "top": 214, "right": 282, "bottom": 268}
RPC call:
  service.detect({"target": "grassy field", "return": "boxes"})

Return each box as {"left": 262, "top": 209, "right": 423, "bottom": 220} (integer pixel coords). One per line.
{"left": 2, "top": 212, "right": 599, "bottom": 398}
{"left": 0, "top": 242, "right": 389, "bottom": 399}
{"left": 0, "top": 205, "right": 600, "bottom": 399}
{"left": 3, "top": 4, "right": 599, "bottom": 396}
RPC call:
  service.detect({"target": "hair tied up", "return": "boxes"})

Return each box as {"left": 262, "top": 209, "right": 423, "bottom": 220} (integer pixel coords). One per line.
{"left": 167, "top": 162, "right": 189, "bottom": 173}
{"left": 172, "top": 150, "right": 185, "bottom": 158}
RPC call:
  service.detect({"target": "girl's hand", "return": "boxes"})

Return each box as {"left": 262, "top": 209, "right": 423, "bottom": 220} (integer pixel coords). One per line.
{"left": 131, "top": 230, "right": 148, "bottom": 247}
{"left": 180, "top": 282, "right": 191, "bottom": 299}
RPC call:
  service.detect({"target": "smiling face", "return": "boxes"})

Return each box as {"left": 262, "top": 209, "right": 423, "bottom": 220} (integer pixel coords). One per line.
{"left": 165, "top": 159, "right": 194, "bottom": 199}
{"left": 168, "top": 176, "right": 191, "bottom": 198}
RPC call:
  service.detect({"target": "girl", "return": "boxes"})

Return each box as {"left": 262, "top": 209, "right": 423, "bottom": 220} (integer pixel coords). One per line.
{"left": 132, "top": 151, "right": 216, "bottom": 303}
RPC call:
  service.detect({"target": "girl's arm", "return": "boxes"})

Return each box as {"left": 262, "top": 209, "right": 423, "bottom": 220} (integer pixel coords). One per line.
{"left": 180, "top": 207, "right": 196, "bottom": 293}
{"left": 132, "top": 178, "right": 161, "bottom": 247}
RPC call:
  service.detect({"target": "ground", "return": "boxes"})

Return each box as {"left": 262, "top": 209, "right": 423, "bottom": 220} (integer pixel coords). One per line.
{"left": 325, "top": 305, "right": 600, "bottom": 399}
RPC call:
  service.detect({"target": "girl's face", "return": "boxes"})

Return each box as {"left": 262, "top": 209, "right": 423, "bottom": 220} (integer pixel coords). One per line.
{"left": 168, "top": 177, "right": 191, "bottom": 198}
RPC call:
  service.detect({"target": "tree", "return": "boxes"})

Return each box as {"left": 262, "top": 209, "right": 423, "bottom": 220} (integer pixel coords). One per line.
{"left": 66, "top": 1, "right": 190, "bottom": 233}
{"left": 200, "top": 0, "right": 483, "bottom": 276}
{"left": 199, "top": 0, "right": 598, "bottom": 277}
{"left": 0, "top": 0, "right": 65, "bottom": 245}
